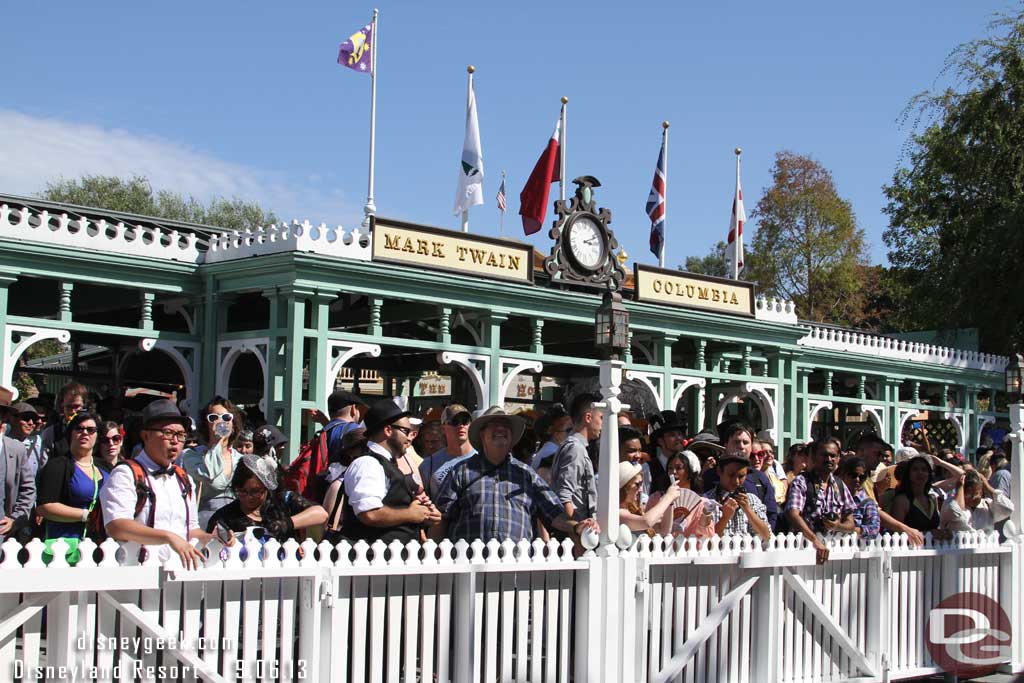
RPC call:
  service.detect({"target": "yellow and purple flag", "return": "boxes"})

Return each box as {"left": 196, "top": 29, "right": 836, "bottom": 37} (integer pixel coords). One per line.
{"left": 338, "top": 23, "right": 373, "bottom": 74}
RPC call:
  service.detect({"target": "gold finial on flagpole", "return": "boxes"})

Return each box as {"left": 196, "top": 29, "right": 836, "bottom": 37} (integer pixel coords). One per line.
{"left": 663, "top": 121, "right": 670, "bottom": 129}
{"left": 561, "top": 96, "right": 569, "bottom": 104}
{"left": 467, "top": 65, "right": 475, "bottom": 74}
{"left": 735, "top": 147, "right": 742, "bottom": 155}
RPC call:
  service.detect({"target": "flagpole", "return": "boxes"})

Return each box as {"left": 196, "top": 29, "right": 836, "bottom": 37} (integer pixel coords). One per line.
{"left": 461, "top": 65, "right": 475, "bottom": 233}
{"left": 362, "top": 8, "right": 379, "bottom": 229}
{"left": 559, "top": 96, "right": 567, "bottom": 204}
{"left": 733, "top": 147, "right": 742, "bottom": 280}
{"left": 499, "top": 169, "right": 506, "bottom": 236}
{"left": 659, "top": 120, "right": 669, "bottom": 269}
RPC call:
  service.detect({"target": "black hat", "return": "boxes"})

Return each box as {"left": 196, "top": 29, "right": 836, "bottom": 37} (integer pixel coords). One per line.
{"left": 533, "top": 403, "right": 569, "bottom": 439}
{"left": 649, "top": 410, "right": 688, "bottom": 442}
{"left": 328, "top": 389, "right": 367, "bottom": 415}
{"left": 253, "top": 424, "right": 287, "bottom": 452}
{"left": 141, "top": 399, "right": 190, "bottom": 430}
{"left": 363, "top": 399, "right": 412, "bottom": 435}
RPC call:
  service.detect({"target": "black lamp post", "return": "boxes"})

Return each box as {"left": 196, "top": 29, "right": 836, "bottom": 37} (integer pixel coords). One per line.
{"left": 595, "top": 291, "right": 629, "bottom": 360}
{"left": 1007, "top": 349, "right": 1024, "bottom": 403}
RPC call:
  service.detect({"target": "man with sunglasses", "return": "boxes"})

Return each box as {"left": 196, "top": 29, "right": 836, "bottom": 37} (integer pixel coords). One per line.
{"left": 838, "top": 456, "right": 879, "bottom": 540}
{"left": 101, "top": 399, "right": 224, "bottom": 569}
{"left": 418, "top": 404, "right": 476, "bottom": 499}
{"left": 342, "top": 399, "right": 441, "bottom": 544}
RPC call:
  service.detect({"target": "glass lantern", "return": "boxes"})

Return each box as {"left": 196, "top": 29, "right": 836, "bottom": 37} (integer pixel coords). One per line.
{"left": 595, "top": 292, "right": 629, "bottom": 359}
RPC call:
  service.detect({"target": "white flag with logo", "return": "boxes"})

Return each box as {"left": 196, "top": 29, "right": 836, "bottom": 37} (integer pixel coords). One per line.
{"left": 454, "top": 82, "right": 484, "bottom": 215}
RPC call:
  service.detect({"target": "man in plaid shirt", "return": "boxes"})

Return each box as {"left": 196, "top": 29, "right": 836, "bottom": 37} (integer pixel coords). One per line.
{"left": 433, "top": 407, "right": 599, "bottom": 544}
{"left": 703, "top": 455, "right": 771, "bottom": 541}
{"left": 785, "top": 439, "right": 857, "bottom": 563}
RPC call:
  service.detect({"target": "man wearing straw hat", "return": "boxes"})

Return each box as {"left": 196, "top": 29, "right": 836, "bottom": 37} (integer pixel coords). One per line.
{"left": 432, "top": 406, "right": 600, "bottom": 545}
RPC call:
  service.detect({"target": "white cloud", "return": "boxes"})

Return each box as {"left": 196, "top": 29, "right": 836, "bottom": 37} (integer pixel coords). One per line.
{"left": 0, "top": 109, "right": 360, "bottom": 228}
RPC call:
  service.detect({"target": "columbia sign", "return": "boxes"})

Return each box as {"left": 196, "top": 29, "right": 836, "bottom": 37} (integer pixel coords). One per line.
{"left": 925, "top": 592, "right": 1011, "bottom": 677}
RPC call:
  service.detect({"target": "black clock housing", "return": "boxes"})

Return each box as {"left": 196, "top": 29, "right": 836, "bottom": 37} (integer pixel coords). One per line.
{"left": 543, "top": 176, "right": 625, "bottom": 291}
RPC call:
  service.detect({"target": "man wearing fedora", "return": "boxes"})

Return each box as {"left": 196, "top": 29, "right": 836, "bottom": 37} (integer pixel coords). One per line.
{"left": 101, "top": 399, "right": 225, "bottom": 569}
{"left": 2, "top": 403, "right": 36, "bottom": 540}
{"left": 647, "top": 409, "right": 691, "bottom": 495}
{"left": 342, "top": 399, "right": 441, "bottom": 544}
{"left": 432, "top": 407, "right": 599, "bottom": 544}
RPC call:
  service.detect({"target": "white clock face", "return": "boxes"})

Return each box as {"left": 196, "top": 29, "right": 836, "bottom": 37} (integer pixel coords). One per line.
{"left": 568, "top": 217, "right": 603, "bottom": 269}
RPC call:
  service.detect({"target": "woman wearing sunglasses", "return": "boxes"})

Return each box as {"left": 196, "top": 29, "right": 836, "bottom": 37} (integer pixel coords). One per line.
{"left": 181, "top": 396, "right": 245, "bottom": 528}
{"left": 35, "top": 412, "right": 107, "bottom": 563}
{"left": 95, "top": 420, "right": 126, "bottom": 472}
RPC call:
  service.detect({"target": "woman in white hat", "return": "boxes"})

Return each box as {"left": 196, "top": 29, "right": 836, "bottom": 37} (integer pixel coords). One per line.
{"left": 618, "top": 461, "right": 679, "bottom": 538}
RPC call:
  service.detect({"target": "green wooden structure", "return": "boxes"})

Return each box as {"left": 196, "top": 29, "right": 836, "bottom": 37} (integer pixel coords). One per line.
{"left": 0, "top": 193, "right": 1010, "bottom": 457}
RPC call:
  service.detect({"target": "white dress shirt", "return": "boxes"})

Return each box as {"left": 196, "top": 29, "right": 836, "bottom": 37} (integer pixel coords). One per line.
{"left": 344, "top": 441, "right": 395, "bottom": 515}
{"left": 99, "top": 451, "right": 199, "bottom": 563}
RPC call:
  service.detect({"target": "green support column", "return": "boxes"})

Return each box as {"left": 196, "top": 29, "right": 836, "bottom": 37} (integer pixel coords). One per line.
{"left": 530, "top": 318, "right": 544, "bottom": 355}
{"left": 309, "top": 291, "right": 337, "bottom": 412}
{"left": 659, "top": 333, "right": 678, "bottom": 411}
{"left": 281, "top": 290, "right": 308, "bottom": 455}
{"left": 485, "top": 312, "right": 508, "bottom": 407}
{"left": 140, "top": 291, "right": 155, "bottom": 331}
{"left": 0, "top": 272, "right": 18, "bottom": 397}
{"left": 885, "top": 379, "right": 902, "bottom": 447}
{"left": 199, "top": 274, "right": 218, "bottom": 399}
{"left": 438, "top": 306, "right": 452, "bottom": 345}
{"left": 59, "top": 281, "right": 74, "bottom": 323}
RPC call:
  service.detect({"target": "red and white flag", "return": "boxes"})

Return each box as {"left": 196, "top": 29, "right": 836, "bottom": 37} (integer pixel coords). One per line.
{"left": 519, "top": 118, "right": 561, "bottom": 235}
{"left": 726, "top": 152, "right": 745, "bottom": 279}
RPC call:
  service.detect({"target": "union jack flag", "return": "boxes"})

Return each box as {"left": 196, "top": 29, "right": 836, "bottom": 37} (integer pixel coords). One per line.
{"left": 646, "top": 142, "right": 666, "bottom": 258}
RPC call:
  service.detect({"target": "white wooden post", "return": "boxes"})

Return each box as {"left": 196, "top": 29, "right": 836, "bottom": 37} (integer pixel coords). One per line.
{"left": 596, "top": 358, "right": 627, "bottom": 547}
{"left": 1008, "top": 401, "right": 1024, "bottom": 535}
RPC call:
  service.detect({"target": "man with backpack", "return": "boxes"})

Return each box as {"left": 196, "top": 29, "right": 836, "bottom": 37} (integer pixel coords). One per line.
{"left": 284, "top": 390, "right": 366, "bottom": 499}
{"left": 100, "top": 399, "right": 227, "bottom": 569}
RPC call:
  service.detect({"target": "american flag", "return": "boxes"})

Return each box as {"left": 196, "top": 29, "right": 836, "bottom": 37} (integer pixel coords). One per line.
{"left": 496, "top": 174, "right": 507, "bottom": 212}
{"left": 646, "top": 142, "right": 666, "bottom": 258}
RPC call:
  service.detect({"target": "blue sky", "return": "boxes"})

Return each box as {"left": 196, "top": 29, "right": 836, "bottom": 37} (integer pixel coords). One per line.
{"left": 0, "top": 1, "right": 1017, "bottom": 267}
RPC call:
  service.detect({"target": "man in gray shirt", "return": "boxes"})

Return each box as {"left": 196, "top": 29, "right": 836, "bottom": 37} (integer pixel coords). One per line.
{"left": 552, "top": 393, "right": 602, "bottom": 523}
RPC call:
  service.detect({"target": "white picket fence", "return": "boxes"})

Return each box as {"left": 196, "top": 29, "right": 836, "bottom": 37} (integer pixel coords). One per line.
{"left": 0, "top": 531, "right": 1020, "bottom": 683}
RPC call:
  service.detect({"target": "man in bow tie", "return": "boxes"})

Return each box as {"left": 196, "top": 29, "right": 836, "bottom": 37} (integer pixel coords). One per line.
{"left": 100, "top": 399, "right": 225, "bottom": 569}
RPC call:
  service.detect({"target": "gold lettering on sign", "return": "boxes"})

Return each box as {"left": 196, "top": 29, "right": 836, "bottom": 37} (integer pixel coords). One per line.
{"left": 635, "top": 266, "right": 754, "bottom": 317}
{"left": 373, "top": 220, "right": 532, "bottom": 284}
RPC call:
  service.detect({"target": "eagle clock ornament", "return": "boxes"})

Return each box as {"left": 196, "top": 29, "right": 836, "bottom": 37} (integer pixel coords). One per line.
{"left": 543, "top": 176, "right": 626, "bottom": 291}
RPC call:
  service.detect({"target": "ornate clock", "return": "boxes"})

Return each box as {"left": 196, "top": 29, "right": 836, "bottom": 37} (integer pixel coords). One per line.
{"left": 543, "top": 176, "right": 626, "bottom": 291}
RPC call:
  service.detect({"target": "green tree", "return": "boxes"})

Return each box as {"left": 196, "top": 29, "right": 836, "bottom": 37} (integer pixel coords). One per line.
{"left": 681, "top": 241, "right": 729, "bottom": 277}
{"left": 40, "top": 175, "right": 277, "bottom": 231}
{"left": 747, "top": 151, "right": 869, "bottom": 325}
{"left": 883, "top": 11, "right": 1024, "bottom": 354}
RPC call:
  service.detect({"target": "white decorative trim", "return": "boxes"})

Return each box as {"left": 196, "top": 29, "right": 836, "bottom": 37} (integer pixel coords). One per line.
{"left": 161, "top": 300, "right": 195, "bottom": 335}
{"left": 499, "top": 359, "right": 543, "bottom": 401}
{"left": 753, "top": 295, "right": 798, "bottom": 324}
{"left": 438, "top": 351, "right": 489, "bottom": 409}
{"left": 205, "top": 220, "right": 371, "bottom": 263}
{"left": 325, "top": 341, "right": 381, "bottom": 407}
{"left": 624, "top": 370, "right": 664, "bottom": 412}
{"left": 944, "top": 412, "right": 966, "bottom": 457}
{"left": 129, "top": 339, "right": 201, "bottom": 414}
{"left": 897, "top": 408, "right": 918, "bottom": 444}
{"left": 1, "top": 325, "right": 71, "bottom": 401}
{"left": 0, "top": 204, "right": 201, "bottom": 263}
{"left": 859, "top": 405, "right": 885, "bottom": 440}
{"left": 714, "top": 382, "right": 779, "bottom": 445}
{"left": 976, "top": 415, "right": 996, "bottom": 447}
{"left": 670, "top": 374, "right": 706, "bottom": 409}
{"left": 798, "top": 324, "right": 1008, "bottom": 373}
{"left": 631, "top": 339, "right": 656, "bottom": 365}
{"left": 806, "top": 400, "right": 833, "bottom": 440}
{"left": 216, "top": 339, "right": 269, "bottom": 413}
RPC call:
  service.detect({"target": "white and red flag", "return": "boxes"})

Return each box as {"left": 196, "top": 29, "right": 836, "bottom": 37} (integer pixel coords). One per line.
{"left": 519, "top": 118, "right": 562, "bottom": 235}
{"left": 726, "top": 150, "right": 746, "bottom": 279}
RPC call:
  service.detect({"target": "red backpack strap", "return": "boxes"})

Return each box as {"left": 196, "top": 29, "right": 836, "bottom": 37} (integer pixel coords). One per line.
{"left": 118, "top": 459, "right": 153, "bottom": 521}
{"left": 171, "top": 465, "right": 193, "bottom": 498}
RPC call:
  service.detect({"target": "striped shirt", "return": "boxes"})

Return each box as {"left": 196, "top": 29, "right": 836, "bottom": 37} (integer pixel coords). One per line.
{"left": 435, "top": 453, "right": 564, "bottom": 544}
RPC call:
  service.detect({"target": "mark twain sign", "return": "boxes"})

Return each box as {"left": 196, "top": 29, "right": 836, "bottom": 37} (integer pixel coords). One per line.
{"left": 372, "top": 217, "right": 533, "bottom": 284}
{"left": 634, "top": 264, "right": 754, "bottom": 317}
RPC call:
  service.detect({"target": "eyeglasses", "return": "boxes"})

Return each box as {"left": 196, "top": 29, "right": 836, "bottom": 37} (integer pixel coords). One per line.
{"left": 72, "top": 426, "right": 97, "bottom": 435}
{"left": 16, "top": 414, "right": 36, "bottom": 422}
{"left": 446, "top": 417, "right": 471, "bottom": 427}
{"left": 848, "top": 472, "right": 868, "bottom": 481}
{"left": 390, "top": 424, "right": 414, "bottom": 437}
{"left": 236, "top": 486, "right": 267, "bottom": 497}
{"left": 147, "top": 428, "right": 187, "bottom": 443}
{"left": 100, "top": 435, "right": 123, "bottom": 445}
{"left": 206, "top": 413, "right": 234, "bottom": 423}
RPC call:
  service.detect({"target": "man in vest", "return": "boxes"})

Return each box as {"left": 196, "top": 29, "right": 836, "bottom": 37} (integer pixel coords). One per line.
{"left": 342, "top": 399, "right": 441, "bottom": 543}
{"left": 100, "top": 399, "right": 224, "bottom": 569}
{"left": 2, "top": 403, "right": 36, "bottom": 540}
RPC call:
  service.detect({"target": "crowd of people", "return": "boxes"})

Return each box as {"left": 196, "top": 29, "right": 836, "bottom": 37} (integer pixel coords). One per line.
{"left": 0, "top": 381, "right": 1014, "bottom": 568}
